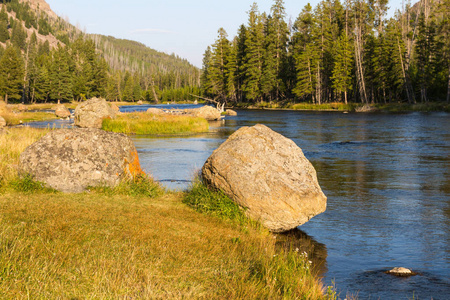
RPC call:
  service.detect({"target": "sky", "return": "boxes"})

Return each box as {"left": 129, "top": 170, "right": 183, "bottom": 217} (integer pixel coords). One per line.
{"left": 45, "top": 0, "right": 405, "bottom": 68}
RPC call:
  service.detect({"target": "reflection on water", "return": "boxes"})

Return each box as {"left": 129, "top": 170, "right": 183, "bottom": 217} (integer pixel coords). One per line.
{"left": 275, "top": 229, "right": 328, "bottom": 276}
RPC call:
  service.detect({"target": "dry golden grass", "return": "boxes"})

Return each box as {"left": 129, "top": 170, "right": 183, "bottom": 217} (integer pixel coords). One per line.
{"left": 0, "top": 191, "right": 325, "bottom": 299}
{"left": 0, "top": 127, "right": 50, "bottom": 184}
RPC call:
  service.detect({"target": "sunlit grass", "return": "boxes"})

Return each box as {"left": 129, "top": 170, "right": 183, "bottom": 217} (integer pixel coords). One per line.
{"left": 0, "top": 127, "right": 50, "bottom": 186}
{"left": 0, "top": 186, "right": 326, "bottom": 299}
{"left": 102, "top": 112, "right": 209, "bottom": 135}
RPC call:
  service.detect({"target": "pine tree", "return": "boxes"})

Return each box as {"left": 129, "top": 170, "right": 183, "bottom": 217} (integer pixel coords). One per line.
{"left": 207, "top": 28, "right": 230, "bottom": 102}
{"left": 261, "top": 14, "right": 278, "bottom": 101}
{"left": 0, "top": 46, "right": 25, "bottom": 103}
{"left": 243, "top": 3, "right": 265, "bottom": 102}
{"left": 200, "top": 46, "right": 212, "bottom": 96}
{"left": 331, "top": 32, "right": 353, "bottom": 103}
{"left": 11, "top": 20, "right": 27, "bottom": 51}
{"left": 292, "top": 3, "right": 320, "bottom": 102}
{"left": 235, "top": 25, "right": 247, "bottom": 102}
{"left": 50, "top": 45, "right": 73, "bottom": 102}
{"left": 0, "top": 19, "right": 9, "bottom": 42}
{"left": 225, "top": 37, "right": 238, "bottom": 102}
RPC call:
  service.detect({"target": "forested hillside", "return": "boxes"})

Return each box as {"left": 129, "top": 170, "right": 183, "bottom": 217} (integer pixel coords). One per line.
{"left": 0, "top": 0, "right": 200, "bottom": 104}
{"left": 202, "top": 0, "right": 449, "bottom": 107}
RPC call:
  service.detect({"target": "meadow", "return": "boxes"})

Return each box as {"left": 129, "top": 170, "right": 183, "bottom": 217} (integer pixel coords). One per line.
{"left": 0, "top": 127, "right": 330, "bottom": 299}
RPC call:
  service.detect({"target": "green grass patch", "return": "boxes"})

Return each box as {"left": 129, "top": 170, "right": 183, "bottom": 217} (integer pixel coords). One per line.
{"left": 89, "top": 174, "right": 163, "bottom": 198}
{"left": 2, "top": 111, "right": 56, "bottom": 126}
{"left": 102, "top": 112, "right": 209, "bottom": 135}
{"left": 183, "top": 180, "right": 255, "bottom": 227}
{"left": 291, "top": 102, "right": 355, "bottom": 111}
{"left": 374, "top": 102, "right": 450, "bottom": 112}
{"left": 6, "top": 174, "right": 57, "bottom": 194}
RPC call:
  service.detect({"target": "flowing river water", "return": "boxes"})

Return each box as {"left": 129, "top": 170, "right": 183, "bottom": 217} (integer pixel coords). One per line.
{"left": 30, "top": 105, "right": 450, "bottom": 299}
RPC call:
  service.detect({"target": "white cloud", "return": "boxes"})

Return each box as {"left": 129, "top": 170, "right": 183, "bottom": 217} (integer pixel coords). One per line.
{"left": 130, "top": 28, "right": 176, "bottom": 35}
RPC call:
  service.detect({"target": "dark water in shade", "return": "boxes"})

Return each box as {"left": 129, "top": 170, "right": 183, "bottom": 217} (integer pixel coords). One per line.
{"left": 27, "top": 105, "right": 450, "bottom": 299}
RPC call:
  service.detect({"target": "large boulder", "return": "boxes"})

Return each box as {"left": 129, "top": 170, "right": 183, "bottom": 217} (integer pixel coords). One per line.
{"left": 202, "top": 124, "right": 327, "bottom": 232}
{"left": 54, "top": 104, "right": 71, "bottom": 118}
{"left": 19, "top": 128, "right": 143, "bottom": 193}
{"left": 74, "top": 98, "right": 116, "bottom": 128}
{"left": 191, "top": 105, "right": 222, "bottom": 121}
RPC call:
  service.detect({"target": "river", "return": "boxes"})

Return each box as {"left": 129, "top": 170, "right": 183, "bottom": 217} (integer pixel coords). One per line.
{"left": 30, "top": 104, "right": 450, "bottom": 299}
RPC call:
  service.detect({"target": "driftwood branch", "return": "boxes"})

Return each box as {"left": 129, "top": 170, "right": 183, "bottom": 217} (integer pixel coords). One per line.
{"left": 189, "top": 94, "right": 220, "bottom": 104}
{"left": 189, "top": 94, "right": 225, "bottom": 113}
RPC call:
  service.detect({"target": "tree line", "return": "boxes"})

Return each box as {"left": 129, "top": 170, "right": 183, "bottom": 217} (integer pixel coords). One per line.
{"left": 0, "top": 0, "right": 201, "bottom": 104}
{"left": 201, "top": 0, "right": 449, "bottom": 106}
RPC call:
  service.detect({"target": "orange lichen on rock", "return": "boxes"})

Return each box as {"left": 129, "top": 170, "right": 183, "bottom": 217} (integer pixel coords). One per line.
{"left": 125, "top": 150, "right": 144, "bottom": 178}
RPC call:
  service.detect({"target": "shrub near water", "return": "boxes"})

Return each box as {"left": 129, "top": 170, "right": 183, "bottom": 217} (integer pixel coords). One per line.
{"left": 102, "top": 112, "right": 209, "bottom": 135}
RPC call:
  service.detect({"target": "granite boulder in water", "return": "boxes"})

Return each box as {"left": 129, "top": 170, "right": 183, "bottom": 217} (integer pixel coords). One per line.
{"left": 202, "top": 124, "right": 327, "bottom": 232}
{"left": 54, "top": 104, "right": 71, "bottom": 118}
{"left": 74, "top": 98, "right": 116, "bottom": 128}
{"left": 19, "top": 128, "right": 143, "bottom": 193}
{"left": 191, "top": 105, "right": 222, "bottom": 121}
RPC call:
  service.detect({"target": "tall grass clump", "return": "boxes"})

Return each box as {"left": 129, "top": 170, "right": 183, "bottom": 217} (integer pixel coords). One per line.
{"left": 0, "top": 127, "right": 50, "bottom": 187}
{"left": 183, "top": 179, "right": 255, "bottom": 227}
{"left": 90, "top": 174, "right": 163, "bottom": 198}
{"left": 102, "top": 112, "right": 209, "bottom": 135}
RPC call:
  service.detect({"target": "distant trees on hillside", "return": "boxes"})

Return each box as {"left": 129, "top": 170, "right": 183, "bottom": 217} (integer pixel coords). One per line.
{"left": 0, "top": 0, "right": 200, "bottom": 104}
{"left": 202, "top": 0, "right": 450, "bottom": 105}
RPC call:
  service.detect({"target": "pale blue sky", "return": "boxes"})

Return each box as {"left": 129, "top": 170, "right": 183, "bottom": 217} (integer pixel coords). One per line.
{"left": 45, "top": 0, "right": 405, "bottom": 68}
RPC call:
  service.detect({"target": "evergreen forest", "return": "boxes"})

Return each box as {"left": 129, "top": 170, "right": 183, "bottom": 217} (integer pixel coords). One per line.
{"left": 201, "top": 0, "right": 449, "bottom": 107}
{"left": 0, "top": 0, "right": 201, "bottom": 104}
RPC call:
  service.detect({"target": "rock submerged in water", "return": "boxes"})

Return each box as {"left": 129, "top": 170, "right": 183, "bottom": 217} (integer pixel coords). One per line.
{"left": 386, "top": 267, "right": 417, "bottom": 277}
{"left": 19, "top": 128, "right": 143, "bottom": 193}
{"left": 74, "top": 97, "right": 116, "bottom": 128}
{"left": 201, "top": 124, "right": 327, "bottom": 232}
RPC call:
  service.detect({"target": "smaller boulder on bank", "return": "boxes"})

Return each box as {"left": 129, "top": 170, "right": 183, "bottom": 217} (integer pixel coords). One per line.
{"left": 225, "top": 109, "right": 237, "bottom": 116}
{"left": 74, "top": 98, "right": 116, "bottom": 129}
{"left": 110, "top": 103, "right": 120, "bottom": 113}
{"left": 146, "top": 108, "right": 165, "bottom": 115}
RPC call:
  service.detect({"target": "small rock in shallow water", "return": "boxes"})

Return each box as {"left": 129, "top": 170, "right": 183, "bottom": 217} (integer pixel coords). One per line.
{"left": 386, "top": 267, "right": 417, "bottom": 277}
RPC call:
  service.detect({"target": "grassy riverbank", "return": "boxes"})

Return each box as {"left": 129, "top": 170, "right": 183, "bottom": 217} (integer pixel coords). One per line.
{"left": 102, "top": 112, "right": 209, "bottom": 135}
{"left": 0, "top": 127, "right": 328, "bottom": 299}
{"left": 232, "top": 101, "right": 450, "bottom": 112}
